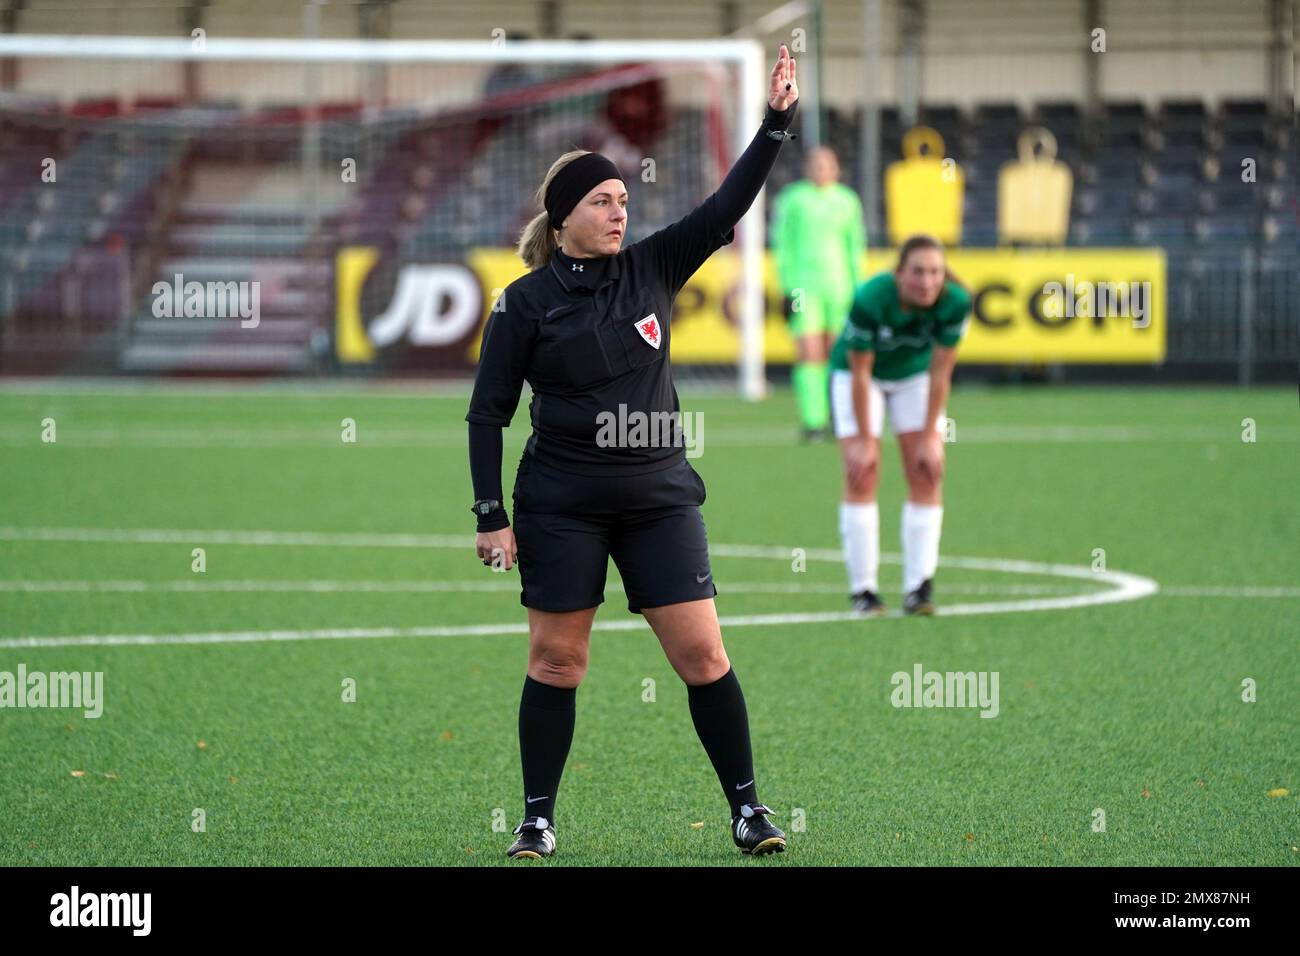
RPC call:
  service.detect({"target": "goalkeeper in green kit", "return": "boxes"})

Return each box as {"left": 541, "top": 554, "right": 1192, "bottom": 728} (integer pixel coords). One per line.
{"left": 771, "top": 146, "right": 867, "bottom": 440}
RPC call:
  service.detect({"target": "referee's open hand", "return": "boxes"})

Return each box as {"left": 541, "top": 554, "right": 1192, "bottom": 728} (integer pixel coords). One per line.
{"left": 475, "top": 527, "right": 518, "bottom": 571}
{"left": 769, "top": 43, "right": 798, "bottom": 111}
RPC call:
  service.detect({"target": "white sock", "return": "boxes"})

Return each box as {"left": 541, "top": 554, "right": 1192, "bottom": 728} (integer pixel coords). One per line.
{"left": 839, "top": 501, "right": 879, "bottom": 594}
{"left": 901, "top": 501, "right": 943, "bottom": 594}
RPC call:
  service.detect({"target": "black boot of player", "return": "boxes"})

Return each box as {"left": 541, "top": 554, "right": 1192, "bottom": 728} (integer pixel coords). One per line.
{"left": 851, "top": 589, "right": 887, "bottom": 614}
{"left": 507, "top": 815, "right": 556, "bottom": 859}
{"left": 732, "top": 803, "right": 786, "bottom": 856}
{"left": 903, "top": 578, "right": 935, "bottom": 615}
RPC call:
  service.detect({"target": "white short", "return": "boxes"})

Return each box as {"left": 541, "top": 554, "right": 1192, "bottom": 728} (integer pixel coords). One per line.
{"left": 829, "top": 369, "right": 944, "bottom": 439}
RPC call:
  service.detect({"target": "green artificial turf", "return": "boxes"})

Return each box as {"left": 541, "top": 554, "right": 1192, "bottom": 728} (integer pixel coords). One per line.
{"left": 0, "top": 383, "right": 1295, "bottom": 865}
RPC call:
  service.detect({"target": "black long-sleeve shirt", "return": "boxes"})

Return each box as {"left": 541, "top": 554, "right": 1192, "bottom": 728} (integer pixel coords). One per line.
{"left": 468, "top": 99, "right": 798, "bottom": 531}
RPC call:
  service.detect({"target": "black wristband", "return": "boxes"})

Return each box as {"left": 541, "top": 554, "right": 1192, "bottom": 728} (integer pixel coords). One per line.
{"left": 477, "top": 511, "right": 510, "bottom": 534}
{"left": 762, "top": 98, "right": 799, "bottom": 134}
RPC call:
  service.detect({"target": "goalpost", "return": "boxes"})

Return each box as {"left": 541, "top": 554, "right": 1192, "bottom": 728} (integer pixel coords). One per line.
{"left": 0, "top": 34, "right": 771, "bottom": 398}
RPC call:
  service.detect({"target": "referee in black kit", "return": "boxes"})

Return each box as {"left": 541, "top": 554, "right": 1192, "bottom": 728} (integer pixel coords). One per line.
{"left": 466, "top": 46, "right": 799, "bottom": 860}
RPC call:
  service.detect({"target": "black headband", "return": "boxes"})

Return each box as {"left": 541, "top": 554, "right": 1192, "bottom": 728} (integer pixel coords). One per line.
{"left": 544, "top": 153, "right": 624, "bottom": 232}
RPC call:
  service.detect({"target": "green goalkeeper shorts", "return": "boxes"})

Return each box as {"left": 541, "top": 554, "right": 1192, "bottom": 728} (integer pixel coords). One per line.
{"left": 785, "top": 286, "right": 853, "bottom": 338}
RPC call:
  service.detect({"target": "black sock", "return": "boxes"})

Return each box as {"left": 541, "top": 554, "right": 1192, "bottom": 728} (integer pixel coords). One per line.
{"left": 687, "top": 667, "right": 759, "bottom": 816}
{"left": 518, "top": 675, "right": 576, "bottom": 825}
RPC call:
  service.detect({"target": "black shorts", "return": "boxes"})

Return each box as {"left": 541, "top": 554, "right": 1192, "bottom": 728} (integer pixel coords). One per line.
{"left": 511, "top": 452, "right": 718, "bottom": 614}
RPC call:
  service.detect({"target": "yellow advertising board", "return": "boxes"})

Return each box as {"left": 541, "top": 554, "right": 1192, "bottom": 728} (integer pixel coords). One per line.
{"left": 884, "top": 127, "right": 964, "bottom": 246}
{"left": 463, "top": 247, "right": 1166, "bottom": 365}
{"left": 998, "top": 127, "right": 1073, "bottom": 245}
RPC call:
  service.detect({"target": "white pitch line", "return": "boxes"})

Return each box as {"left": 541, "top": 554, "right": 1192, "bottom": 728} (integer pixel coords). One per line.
{"left": 0, "top": 579, "right": 1099, "bottom": 597}
{"left": 0, "top": 588, "right": 1149, "bottom": 649}
{"left": 0, "top": 378, "right": 476, "bottom": 398}
{"left": 0, "top": 622, "right": 536, "bottom": 649}
{"left": 0, "top": 527, "right": 1135, "bottom": 598}
{"left": 0, "top": 526, "right": 467, "bottom": 549}
{"left": 0, "top": 579, "right": 521, "bottom": 594}
{"left": 4, "top": 579, "right": 1288, "bottom": 598}
{"left": 0, "top": 525, "right": 1161, "bottom": 648}
{"left": 1157, "top": 585, "right": 1300, "bottom": 598}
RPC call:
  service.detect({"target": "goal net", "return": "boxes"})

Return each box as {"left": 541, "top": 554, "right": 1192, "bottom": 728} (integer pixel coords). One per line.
{"left": 0, "top": 35, "right": 770, "bottom": 396}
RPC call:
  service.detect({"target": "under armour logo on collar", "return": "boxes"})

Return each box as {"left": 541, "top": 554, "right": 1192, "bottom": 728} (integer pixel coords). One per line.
{"left": 571, "top": 263, "right": 584, "bottom": 272}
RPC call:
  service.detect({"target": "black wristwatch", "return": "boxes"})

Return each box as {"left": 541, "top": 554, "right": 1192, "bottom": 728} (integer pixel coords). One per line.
{"left": 471, "top": 498, "right": 502, "bottom": 519}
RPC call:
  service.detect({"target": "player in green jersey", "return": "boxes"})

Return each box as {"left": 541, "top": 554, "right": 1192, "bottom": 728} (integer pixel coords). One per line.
{"left": 827, "top": 234, "right": 972, "bottom": 615}
{"left": 771, "top": 147, "right": 867, "bottom": 441}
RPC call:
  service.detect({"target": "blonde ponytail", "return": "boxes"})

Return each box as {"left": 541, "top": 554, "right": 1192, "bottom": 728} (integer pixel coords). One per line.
{"left": 517, "top": 148, "right": 590, "bottom": 270}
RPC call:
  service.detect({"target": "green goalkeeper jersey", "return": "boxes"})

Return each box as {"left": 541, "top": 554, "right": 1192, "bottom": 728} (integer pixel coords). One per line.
{"left": 770, "top": 180, "right": 866, "bottom": 294}
{"left": 828, "top": 272, "right": 973, "bottom": 381}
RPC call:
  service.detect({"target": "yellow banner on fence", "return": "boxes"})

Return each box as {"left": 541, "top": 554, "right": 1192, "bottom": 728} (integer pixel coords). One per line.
{"left": 465, "top": 247, "right": 1166, "bottom": 365}
{"left": 916, "top": 248, "right": 1166, "bottom": 363}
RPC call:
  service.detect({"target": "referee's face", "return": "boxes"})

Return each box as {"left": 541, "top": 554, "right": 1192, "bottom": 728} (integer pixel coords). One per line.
{"left": 559, "top": 178, "right": 628, "bottom": 258}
